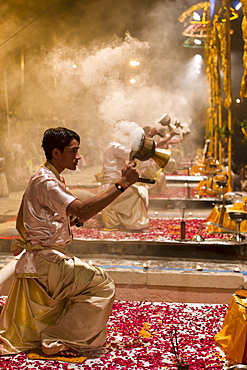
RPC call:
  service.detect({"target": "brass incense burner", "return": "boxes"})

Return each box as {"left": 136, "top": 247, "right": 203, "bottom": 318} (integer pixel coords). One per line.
{"left": 130, "top": 134, "right": 171, "bottom": 184}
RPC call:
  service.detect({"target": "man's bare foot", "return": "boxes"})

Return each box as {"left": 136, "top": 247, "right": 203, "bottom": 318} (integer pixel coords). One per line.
{"left": 42, "top": 348, "right": 81, "bottom": 357}
{"left": 59, "top": 349, "right": 81, "bottom": 357}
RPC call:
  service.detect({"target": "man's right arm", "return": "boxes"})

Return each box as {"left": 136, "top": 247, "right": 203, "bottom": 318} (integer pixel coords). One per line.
{"left": 67, "top": 163, "right": 139, "bottom": 223}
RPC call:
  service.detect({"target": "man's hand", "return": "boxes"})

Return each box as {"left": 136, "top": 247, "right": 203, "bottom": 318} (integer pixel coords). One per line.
{"left": 67, "top": 162, "right": 140, "bottom": 223}
{"left": 121, "top": 163, "right": 139, "bottom": 187}
{"left": 12, "top": 246, "right": 23, "bottom": 256}
{"left": 147, "top": 127, "right": 159, "bottom": 137}
{"left": 171, "top": 128, "right": 181, "bottom": 136}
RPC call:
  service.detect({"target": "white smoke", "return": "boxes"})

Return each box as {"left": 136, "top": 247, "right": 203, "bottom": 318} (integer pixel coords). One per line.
{"left": 113, "top": 119, "right": 144, "bottom": 150}
{"left": 0, "top": 0, "right": 211, "bottom": 165}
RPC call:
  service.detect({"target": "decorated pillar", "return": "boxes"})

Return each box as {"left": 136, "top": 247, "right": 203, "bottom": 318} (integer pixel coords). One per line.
{"left": 240, "top": 0, "right": 247, "bottom": 98}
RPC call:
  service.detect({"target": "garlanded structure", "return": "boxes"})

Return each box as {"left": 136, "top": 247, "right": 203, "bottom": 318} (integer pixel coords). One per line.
{"left": 240, "top": 0, "right": 247, "bottom": 98}
{"left": 179, "top": 1, "right": 240, "bottom": 190}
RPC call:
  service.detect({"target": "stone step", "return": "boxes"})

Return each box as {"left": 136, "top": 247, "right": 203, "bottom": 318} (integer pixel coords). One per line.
{"left": 0, "top": 253, "right": 245, "bottom": 304}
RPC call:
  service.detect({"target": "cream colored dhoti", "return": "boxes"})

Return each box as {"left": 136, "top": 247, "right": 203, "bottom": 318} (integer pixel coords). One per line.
{"left": 0, "top": 245, "right": 115, "bottom": 355}
{"left": 101, "top": 184, "right": 149, "bottom": 230}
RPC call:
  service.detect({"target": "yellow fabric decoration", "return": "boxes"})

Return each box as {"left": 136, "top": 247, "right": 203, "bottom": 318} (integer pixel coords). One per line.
{"left": 215, "top": 293, "right": 247, "bottom": 364}
{"left": 139, "top": 323, "right": 152, "bottom": 338}
{"left": 206, "top": 202, "right": 247, "bottom": 233}
{"left": 195, "top": 176, "right": 231, "bottom": 197}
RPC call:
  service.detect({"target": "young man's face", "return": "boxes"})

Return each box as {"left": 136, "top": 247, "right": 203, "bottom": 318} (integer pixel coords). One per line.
{"left": 57, "top": 139, "right": 81, "bottom": 171}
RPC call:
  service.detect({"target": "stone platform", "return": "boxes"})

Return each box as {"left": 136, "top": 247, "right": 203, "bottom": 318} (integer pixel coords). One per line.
{"left": 0, "top": 166, "right": 246, "bottom": 305}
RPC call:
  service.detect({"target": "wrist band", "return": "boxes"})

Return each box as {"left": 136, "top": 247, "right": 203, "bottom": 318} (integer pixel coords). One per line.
{"left": 74, "top": 217, "right": 84, "bottom": 227}
{"left": 115, "top": 181, "right": 127, "bottom": 192}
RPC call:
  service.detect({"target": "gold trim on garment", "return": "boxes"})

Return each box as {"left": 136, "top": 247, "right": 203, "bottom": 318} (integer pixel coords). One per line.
{"left": 43, "top": 161, "right": 61, "bottom": 181}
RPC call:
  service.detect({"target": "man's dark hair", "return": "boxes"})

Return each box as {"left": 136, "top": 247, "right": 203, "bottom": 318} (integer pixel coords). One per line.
{"left": 42, "top": 127, "right": 80, "bottom": 160}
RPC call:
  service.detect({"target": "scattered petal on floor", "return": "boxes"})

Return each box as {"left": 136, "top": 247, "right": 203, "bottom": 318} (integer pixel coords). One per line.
{"left": 0, "top": 299, "right": 228, "bottom": 369}
{"left": 72, "top": 217, "right": 232, "bottom": 241}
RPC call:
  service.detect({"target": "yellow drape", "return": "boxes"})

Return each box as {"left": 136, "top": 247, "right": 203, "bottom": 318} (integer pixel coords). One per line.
{"left": 240, "top": 1, "right": 247, "bottom": 97}
{"left": 215, "top": 292, "right": 247, "bottom": 364}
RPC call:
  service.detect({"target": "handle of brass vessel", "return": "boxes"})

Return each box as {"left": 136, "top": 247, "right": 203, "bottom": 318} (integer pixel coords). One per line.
{"left": 128, "top": 158, "right": 156, "bottom": 184}
{"left": 137, "top": 167, "right": 164, "bottom": 184}
{"left": 138, "top": 177, "right": 155, "bottom": 184}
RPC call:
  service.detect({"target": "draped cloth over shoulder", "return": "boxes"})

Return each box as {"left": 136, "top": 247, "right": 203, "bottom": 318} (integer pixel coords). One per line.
{"left": 0, "top": 162, "right": 115, "bottom": 356}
